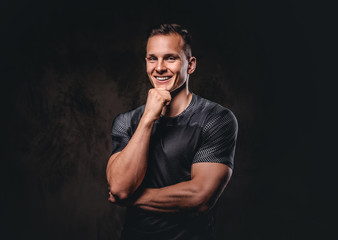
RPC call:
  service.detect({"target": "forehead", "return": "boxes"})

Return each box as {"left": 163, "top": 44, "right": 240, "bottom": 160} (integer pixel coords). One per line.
{"left": 146, "top": 34, "right": 184, "bottom": 55}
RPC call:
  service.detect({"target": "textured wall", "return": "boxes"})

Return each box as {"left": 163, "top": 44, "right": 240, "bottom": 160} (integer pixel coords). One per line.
{"left": 2, "top": 1, "right": 331, "bottom": 240}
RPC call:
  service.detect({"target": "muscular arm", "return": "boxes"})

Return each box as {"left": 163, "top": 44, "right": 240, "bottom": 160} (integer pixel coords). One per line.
{"left": 106, "top": 89, "right": 171, "bottom": 200}
{"left": 109, "top": 162, "right": 232, "bottom": 212}
{"left": 106, "top": 117, "right": 153, "bottom": 200}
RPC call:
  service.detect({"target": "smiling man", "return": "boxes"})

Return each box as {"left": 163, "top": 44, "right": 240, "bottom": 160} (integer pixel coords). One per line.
{"left": 106, "top": 24, "right": 238, "bottom": 240}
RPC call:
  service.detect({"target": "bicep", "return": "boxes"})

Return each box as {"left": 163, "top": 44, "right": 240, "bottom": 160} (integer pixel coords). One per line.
{"left": 191, "top": 162, "right": 232, "bottom": 208}
{"left": 106, "top": 152, "right": 121, "bottom": 180}
{"left": 108, "top": 152, "right": 121, "bottom": 165}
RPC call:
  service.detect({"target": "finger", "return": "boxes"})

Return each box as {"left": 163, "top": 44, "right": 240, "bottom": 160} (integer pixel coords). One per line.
{"left": 157, "top": 89, "right": 171, "bottom": 101}
{"left": 108, "top": 196, "right": 115, "bottom": 202}
{"left": 108, "top": 192, "right": 116, "bottom": 202}
{"left": 152, "top": 89, "right": 171, "bottom": 106}
{"left": 165, "top": 97, "right": 172, "bottom": 106}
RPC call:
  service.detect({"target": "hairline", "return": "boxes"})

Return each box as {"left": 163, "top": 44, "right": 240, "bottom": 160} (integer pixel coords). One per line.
{"left": 147, "top": 32, "right": 192, "bottom": 60}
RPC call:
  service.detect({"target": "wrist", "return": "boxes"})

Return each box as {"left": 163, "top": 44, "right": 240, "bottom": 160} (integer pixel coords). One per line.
{"left": 133, "top": 188, "right": 152, "bottom": 207}
{"left": 140, "top": 113, "right": 157, "bottom": 127}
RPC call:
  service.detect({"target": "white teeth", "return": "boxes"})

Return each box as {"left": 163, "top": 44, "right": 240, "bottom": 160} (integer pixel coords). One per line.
{"left": 155, "top": 76, "right": 171, "bottom": 81}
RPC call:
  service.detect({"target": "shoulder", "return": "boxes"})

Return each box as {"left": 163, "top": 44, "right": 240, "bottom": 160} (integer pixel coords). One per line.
{"left": 193, "top": 94, "right": 238, "bottom": 129}
{"left": 112, "top": 104, "right": 145, "bottom": 127}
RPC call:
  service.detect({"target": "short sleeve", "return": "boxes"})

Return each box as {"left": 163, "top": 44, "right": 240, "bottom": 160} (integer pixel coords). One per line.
{"left": 192, "top": 108, "right": 238, "bottom": 169}
{"left": 111, "top": 113, "right": 131, "bottom": 155}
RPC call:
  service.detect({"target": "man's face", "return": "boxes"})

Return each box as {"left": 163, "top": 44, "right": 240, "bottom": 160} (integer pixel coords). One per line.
{"left": 145, "top": 34, "right": 195, "bottom": 92}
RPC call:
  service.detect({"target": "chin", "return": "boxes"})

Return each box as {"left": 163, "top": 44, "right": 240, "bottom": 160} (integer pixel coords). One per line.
{"left": 152, "top": 79, "right": 175, "bottom": 90}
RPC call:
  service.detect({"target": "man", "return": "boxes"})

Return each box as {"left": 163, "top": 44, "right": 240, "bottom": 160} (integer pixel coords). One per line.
{"left": 106, "top": 24, "right": 238, "bottom": 240}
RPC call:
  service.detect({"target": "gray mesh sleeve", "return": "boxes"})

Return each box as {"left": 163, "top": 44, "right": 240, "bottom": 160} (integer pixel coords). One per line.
{"left": 192, "top": 109, "right": 238, "bottom": 169}
{"left": 111, "top": 113, "right": 131, "bottom": 155}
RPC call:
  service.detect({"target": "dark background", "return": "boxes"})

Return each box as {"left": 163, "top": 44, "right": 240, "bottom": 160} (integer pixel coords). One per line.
{"left": 2, "top": 0, "right": 335, "bottom": 239}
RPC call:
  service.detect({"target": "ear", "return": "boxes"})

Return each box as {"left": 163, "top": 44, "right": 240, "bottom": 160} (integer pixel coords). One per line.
{"left": 187, "top": 57, "right": 197, "bottom": 74}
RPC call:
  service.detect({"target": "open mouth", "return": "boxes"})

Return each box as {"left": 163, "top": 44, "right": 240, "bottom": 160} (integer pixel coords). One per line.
{"left": 154, "top": 76, "right": 173, "bottom": 81}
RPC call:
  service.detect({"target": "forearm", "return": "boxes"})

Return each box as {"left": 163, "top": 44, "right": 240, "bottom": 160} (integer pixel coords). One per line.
{"left": 106, "top": 117, "right": 154, "bottom": 198}
{"left": 133, "top": 180, "right": 210, "bottom": 212}
{"left": 131, "top": 164, "right": 232, "bottom": 212}
{"left": 108, "top": 163, "right": 232, "bottom": 212}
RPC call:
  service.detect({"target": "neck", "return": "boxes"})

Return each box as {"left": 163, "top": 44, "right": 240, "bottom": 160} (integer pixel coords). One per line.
{"left": 162, "top": 82, "right": 192, "bottom": 117}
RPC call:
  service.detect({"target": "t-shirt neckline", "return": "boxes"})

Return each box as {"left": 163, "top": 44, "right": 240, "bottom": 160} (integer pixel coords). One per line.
{"left": 160, "top": 93, "right": 196, "bottom": 120}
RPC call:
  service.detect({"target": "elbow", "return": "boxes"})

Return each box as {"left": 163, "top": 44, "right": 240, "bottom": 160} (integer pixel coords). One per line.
{"left": 110, "top": 189, "right": 130, "bottom": 201}
{"left": 188, "top": 185, "right": 220, "bottom": 213}
{"left": 189, "top": 191, "right": 213, "bottom": 213}
{"left": 197, "top": 204, "right": 210, "bottom": 212}
{"left": 109, "top": 185, "right": 131, "bottom": 201}
{"left": 195, "top": 198, "right": 217, "bottom": 213}
{"left": 193, "top": 198, "right": 211, "bottom": 213}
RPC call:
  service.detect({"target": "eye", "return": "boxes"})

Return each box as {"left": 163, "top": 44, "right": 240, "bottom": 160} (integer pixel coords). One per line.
{"left": 166, "top": 56, "right": 176, "bottom": 62}
{"left": 147, "top": 56, "right": 157, "bottom": 62}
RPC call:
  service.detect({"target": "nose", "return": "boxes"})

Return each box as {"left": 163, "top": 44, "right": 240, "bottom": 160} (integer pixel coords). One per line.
{"left": 155, "top": 59, "right": 167, "bottom": 74}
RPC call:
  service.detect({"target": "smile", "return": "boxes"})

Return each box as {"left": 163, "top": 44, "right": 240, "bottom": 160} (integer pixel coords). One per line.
{"left": 154, "top": 76, "right": 172, "bottom": 81}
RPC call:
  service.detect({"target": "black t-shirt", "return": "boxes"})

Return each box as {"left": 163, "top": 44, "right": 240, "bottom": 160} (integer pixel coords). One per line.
{"left": 110, "top": 93, "right": 238, "bottom": 240}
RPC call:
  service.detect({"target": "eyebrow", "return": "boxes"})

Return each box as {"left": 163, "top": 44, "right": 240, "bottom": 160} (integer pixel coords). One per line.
{"left": 146, "top": 53, "right": 181, "bottom": 58}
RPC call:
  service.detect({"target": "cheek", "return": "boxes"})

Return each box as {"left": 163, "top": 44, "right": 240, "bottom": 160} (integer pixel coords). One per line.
{"left": 179, "top": 67, "right": 188, "bottom": 78}
{"left": 146, "top": 63, "right": 154, "bottom": 72}
{"left": 172, "top": 63, "right": 184, "bottom": 74}
{"left": 146, "top": 66, "right": 151, "bottom": 74}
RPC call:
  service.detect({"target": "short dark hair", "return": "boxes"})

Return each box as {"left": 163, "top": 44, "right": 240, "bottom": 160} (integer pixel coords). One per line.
{"left": 147, "top": 24, "right": 192, "bottom": 59}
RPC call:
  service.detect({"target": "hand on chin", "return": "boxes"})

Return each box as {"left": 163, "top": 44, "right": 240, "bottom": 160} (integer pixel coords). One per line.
{"left": 154, "top": 83, "right": 174, "bottom": 92}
